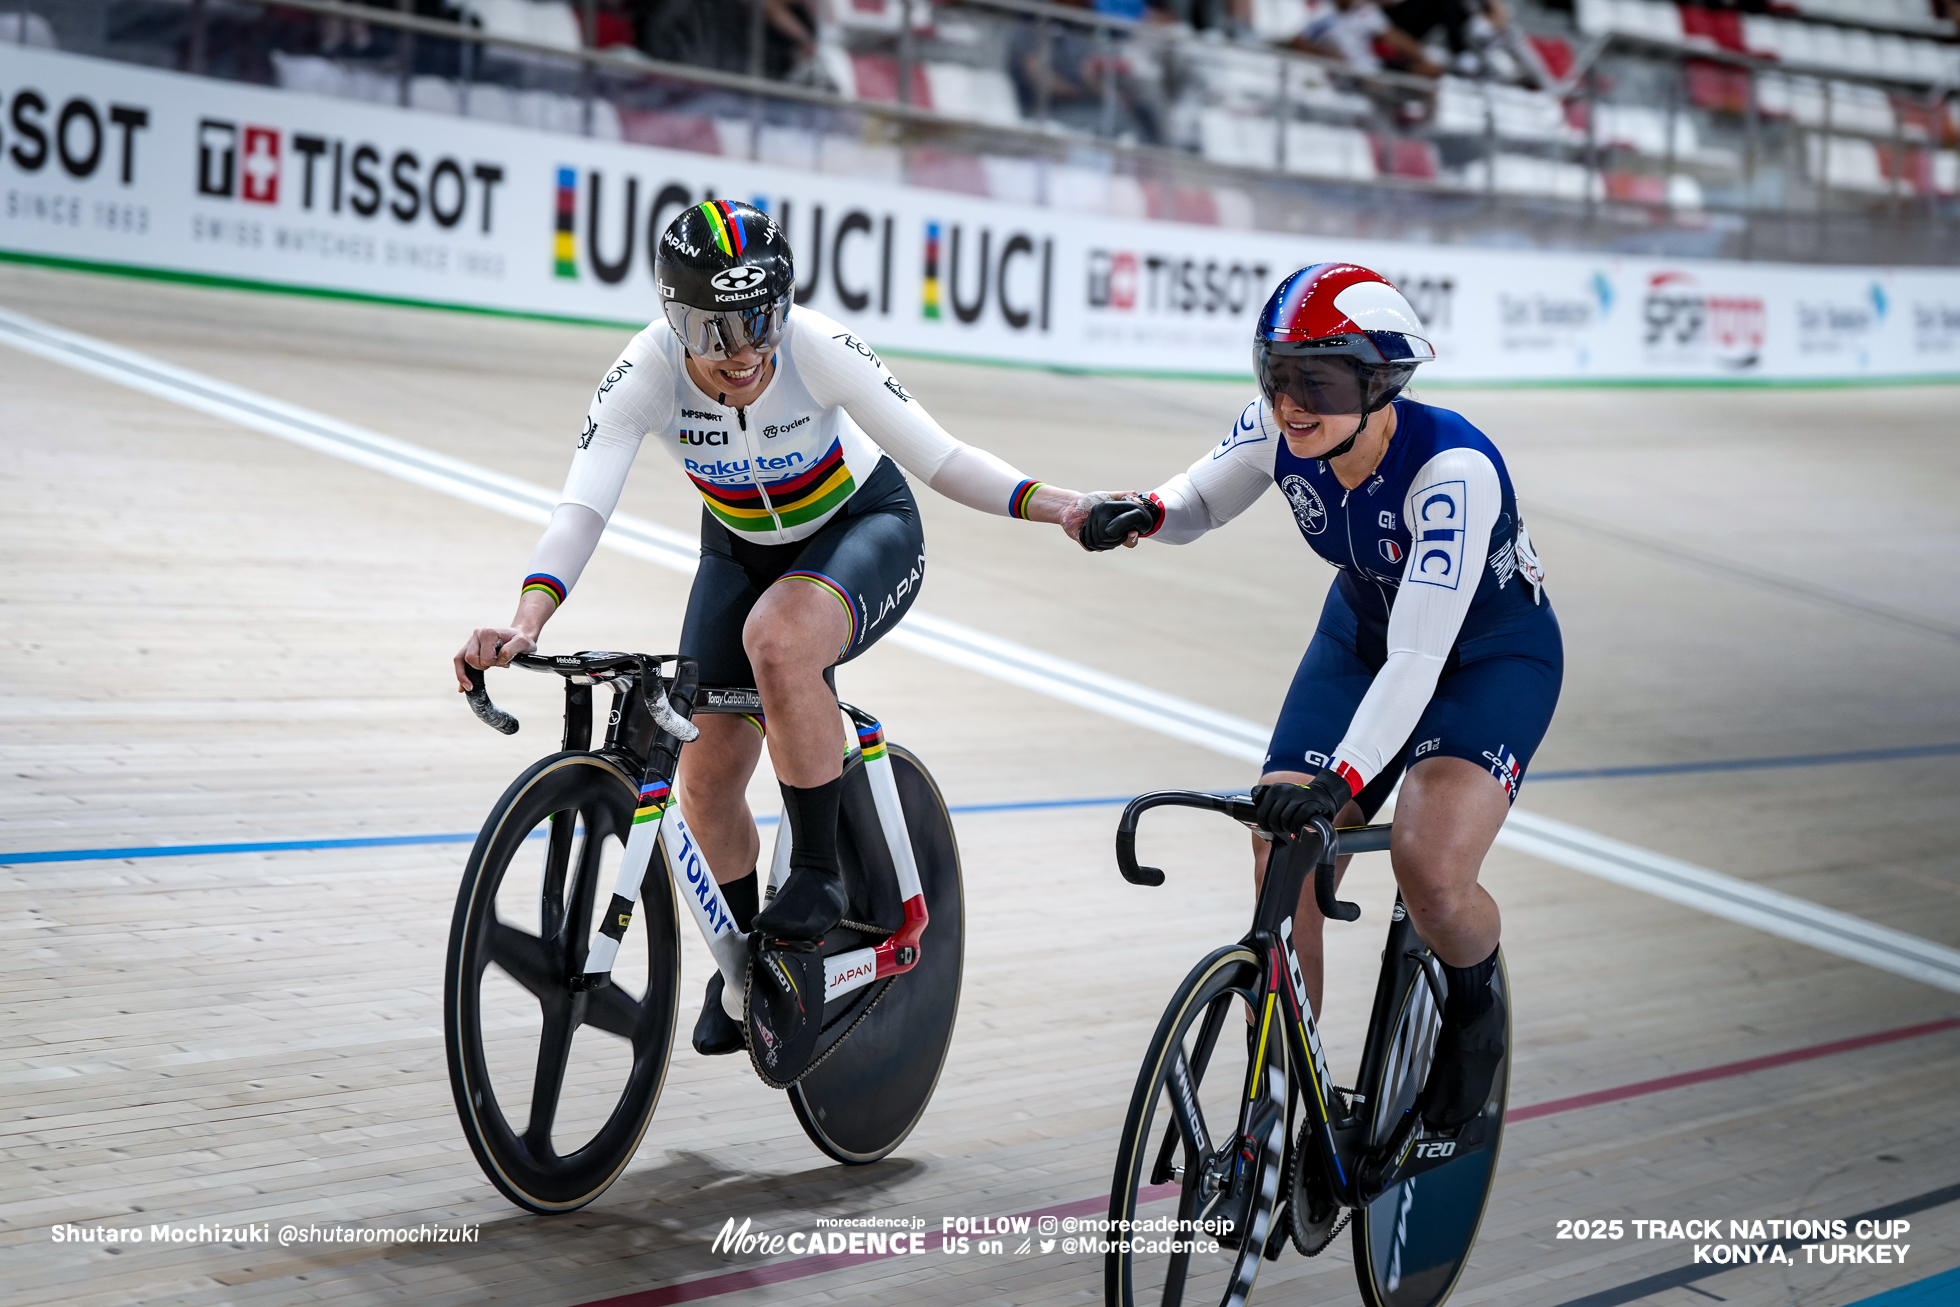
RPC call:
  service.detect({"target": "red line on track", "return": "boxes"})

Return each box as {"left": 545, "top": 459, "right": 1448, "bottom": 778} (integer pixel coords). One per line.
{"left": 1506, "top": 1016, "right": 1960, "bottom": 1121}
{"left": 571, "top": 1015, "right": 1960, "bottom": 1307}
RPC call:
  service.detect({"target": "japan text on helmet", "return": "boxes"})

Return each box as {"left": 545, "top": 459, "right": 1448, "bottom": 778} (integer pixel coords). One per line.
{"left": 655, "top": 200, "right": 795, "bottom": 360}
{"left": 1254, "top": 264, "right": 1435, "bottom": 452}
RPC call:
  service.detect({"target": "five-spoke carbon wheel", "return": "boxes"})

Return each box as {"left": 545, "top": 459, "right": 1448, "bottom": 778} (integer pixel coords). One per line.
{"left": 1352, "top": 951, "right": 1510, "bottom": 1307}
{"left": 445, "top": 752, "right": 681, "bottom": 1214}
{"left": 1107, "top": 945, "right": 1278, "bottom": 1307}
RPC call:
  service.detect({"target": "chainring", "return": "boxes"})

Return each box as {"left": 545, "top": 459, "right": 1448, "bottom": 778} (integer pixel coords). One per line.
{"left": 1284, "top": 1123, "right": 1349, "bottom": 1257}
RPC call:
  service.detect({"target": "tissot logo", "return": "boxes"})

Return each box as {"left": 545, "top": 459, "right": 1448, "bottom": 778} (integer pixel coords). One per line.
{"left": 196, "top": 118, "right": 506, "bottom": 232}
{"left": 1, "top": 86, "right": 150, "bottom": 184}
{"left": 711, "top": 265, "right": 767, "bottom": 293}
{"left": 1087, "top": 249, "right": 1269, "bottom": 318}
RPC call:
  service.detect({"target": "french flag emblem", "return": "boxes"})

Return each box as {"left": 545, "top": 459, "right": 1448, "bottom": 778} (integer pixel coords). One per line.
{"left": 1380, "top": 539, "right": 1404, "bottom": 564}
{"left": 1484, "top": 745, "right": 1522, "bottom": 800}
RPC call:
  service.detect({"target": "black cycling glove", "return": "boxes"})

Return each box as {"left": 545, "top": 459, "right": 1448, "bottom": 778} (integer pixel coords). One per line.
{"left": 1250, "top": 767, "right": 1354, "bottom": 842}
{"left": 1079, "top": 496, "right": 1164, "bottom": 552}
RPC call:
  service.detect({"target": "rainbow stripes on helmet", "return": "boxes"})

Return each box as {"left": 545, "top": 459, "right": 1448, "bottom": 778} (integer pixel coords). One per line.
{"left": 698, "top": 200, "right": 748, "bottom": 258}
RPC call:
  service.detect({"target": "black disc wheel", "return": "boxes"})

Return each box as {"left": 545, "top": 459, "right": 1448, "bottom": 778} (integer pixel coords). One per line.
{"left": 445, "top": 752, "right": 681, "bottom": 1213}
{"left": 788, "top": 744, "right": 964, "bottom": 1163}
{"left": 1351, "top": 951, "right": 1509, "bottom": 1307}
{"left": 1107, "top": 945, "right": 1282, "bottom": 1307}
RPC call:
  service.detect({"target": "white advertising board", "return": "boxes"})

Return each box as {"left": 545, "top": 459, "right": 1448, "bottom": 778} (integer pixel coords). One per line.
{"left": 5, "top": 45, "right": 1959, "bottom": 383}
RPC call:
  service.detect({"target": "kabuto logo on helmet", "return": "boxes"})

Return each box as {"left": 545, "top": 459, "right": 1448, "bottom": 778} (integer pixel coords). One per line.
{"left": 656, "top": 199, "right": 795, "bottom": 360}
{"left": 711, "top": 266, "right": 768, "bottom": 294}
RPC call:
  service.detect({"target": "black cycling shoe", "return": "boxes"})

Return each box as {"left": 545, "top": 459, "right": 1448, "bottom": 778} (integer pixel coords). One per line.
{"left": 750, "top": 866, "right": 847, "bottom": 943}
{"left": 691, "top": 971, "right": 744, "bottom": 1057}
{"left": 1416, "top": 992, "right": 1507, "bottom": 1130}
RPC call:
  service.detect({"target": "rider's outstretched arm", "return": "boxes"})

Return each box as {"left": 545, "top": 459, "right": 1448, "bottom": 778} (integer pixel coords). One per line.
{"left": 1135, "top": 401, "right": 1278, "bottom": 544}
{"left": 1325, "top": 446, "right": 1503, "bottom": 793}
{"left": 791, "top": 319, "right": 1079, "bottom": 524}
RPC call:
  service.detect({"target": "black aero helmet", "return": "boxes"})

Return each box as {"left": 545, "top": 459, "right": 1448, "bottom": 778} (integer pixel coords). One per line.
{"left": 656, "top": 199, "right": 794, "bottom": 360}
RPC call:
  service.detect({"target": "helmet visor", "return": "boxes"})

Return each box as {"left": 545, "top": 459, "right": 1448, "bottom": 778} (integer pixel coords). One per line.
{"left": 663, "top": 296, "right": 790, "bottom": 361}
{"left": 1256, "top": 345, "right": 1414, "bottom": 417}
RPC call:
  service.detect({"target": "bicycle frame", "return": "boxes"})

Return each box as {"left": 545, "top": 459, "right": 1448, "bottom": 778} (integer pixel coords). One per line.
{"left": 467, "top": 652, "right": 928, "bottom": 1011}
{"left": 1115, "top": 792, "right": 1485, "bottom": 1218}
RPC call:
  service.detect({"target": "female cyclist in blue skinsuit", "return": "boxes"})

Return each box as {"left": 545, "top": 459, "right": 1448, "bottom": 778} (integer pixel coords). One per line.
{"left": 1076, "top": 263, "right": 1562, "bottom": 1131}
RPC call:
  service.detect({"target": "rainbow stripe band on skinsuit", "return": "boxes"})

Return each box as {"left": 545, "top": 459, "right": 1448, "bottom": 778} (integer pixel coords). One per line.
{"left": 634, "top": 780, "right": 670, "bottom": 825}
{"left": 1009, "top": 479, "right": 1045, "bottom": 520}
{"left": 522, "top": 573, "right": 567, "bottom": 605}
{"left": 856, "top": 722, "right": 887, "bottom": 762}
{"left": 699, "top": 200, "right": 747, "bottom": 257}
{"left": 687, "top": 438, "right": 857, "bottom": 534}
{"left": 778, "top": 570, "right": 857, "bottom": 656}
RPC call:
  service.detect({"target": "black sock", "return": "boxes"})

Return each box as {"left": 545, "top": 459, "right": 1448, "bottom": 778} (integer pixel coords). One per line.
{"left": 720, "top": 869, "right": 758, "bottom": 933}
{"left": 779, "top": 777, "right": 843, "bottom": 880}
{"left": 1441, "top": 946, "right": 1499, "bottom": 1022}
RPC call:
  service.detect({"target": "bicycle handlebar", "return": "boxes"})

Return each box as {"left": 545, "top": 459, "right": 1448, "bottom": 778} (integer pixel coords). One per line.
{"left": 1115, "top": 790, "right": 1371, "bottom": 922}
{"left": 464, "top": 666, "right": 520, "bottom": 735}
{"left": 462, "top": 652, "right": 700, "bottom": 743}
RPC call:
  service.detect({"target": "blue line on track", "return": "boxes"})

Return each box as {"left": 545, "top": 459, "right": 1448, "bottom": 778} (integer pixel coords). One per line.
{"left": 5, "top": 743, "right": 1958, "bottom": 867}
{"left": 1843, "top": 1266, "right": 1960, "bottom": 1307}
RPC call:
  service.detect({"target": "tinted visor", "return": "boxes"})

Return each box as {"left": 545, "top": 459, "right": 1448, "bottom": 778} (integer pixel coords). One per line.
{"left": 663, "top": 295, "right": 790, "bottom": 361}
{"left": 1256, "top": 343, "right": 1414, "bottom": 416}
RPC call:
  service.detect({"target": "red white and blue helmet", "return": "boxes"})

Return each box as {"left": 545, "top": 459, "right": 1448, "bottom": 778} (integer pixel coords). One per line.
{"left": 1255, "top": 263, "right": 1435, "bottom": 421}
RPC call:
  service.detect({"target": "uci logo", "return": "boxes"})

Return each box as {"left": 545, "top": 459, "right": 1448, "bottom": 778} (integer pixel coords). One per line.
{"left": 710, "top": 266, "right": 767, "bottom": 294}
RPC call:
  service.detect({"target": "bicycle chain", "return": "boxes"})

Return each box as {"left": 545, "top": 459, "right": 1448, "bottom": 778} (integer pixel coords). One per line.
{"left": 743, "top": 963, "right": 895, "bottom": 1089}
{"left": 1283, "top": 1124, "right": 1350, "bottom": 1257}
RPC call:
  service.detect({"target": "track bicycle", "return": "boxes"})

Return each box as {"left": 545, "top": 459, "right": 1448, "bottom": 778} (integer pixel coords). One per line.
{"left": 1106, "top": 791, "right": 1509, "bottom": 1307}
{"left": 443, "top": 651, "right": 964, "bottom": 1213}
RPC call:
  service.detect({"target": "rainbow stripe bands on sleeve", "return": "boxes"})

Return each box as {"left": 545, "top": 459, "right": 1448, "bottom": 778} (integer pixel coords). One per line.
{"left": 699, "top": 200, "right": 747, "bottom": 258}
{"left": 779, "top": 570, "right": 858, "bottom": 656}
{"left": 634, "top": 780, "right": 671, "bottom": 825}
{"left": 856, "top": 722, "right": 887, "bottom": 763}
{"left": 522, "top": 573, "right": 567, "bottom": 605}
{"left": 1009, "top": 479, "right": 1045, "bottom": 520}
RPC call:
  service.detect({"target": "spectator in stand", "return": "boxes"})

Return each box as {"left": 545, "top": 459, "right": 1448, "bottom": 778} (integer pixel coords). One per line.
{"left": 580, "top": 0, "right": 637, "bottom": 50}
{"left": 1291, "top": 0, "right": 1441, "bottom": 78}
{"left": 1009, "top": 0, "right": 1165, "bottom": 142}
{"left": 1381, "top": 0, "right": 1553, "bottom": 87}
{"left": 638, "top": 0, "right": 816, "bottom": 79}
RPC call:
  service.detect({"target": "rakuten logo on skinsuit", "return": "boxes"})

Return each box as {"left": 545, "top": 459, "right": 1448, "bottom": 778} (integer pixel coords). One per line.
{"left": 196, "top": 118, "right": 507, "bottom": 232}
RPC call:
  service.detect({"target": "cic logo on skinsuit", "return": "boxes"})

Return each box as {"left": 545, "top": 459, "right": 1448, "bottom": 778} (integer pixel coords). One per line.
{"left": 1409, "top": 480, "right": 1465, "bottom": 589}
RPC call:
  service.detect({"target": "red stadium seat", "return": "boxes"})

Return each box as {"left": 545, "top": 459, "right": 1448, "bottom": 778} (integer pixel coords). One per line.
{"left": 851, "top": 54, "right": 933, "bottom": 109}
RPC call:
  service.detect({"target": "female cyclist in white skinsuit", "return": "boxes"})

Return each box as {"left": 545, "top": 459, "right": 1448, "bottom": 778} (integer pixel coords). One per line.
{"left": 456, "top": 201, "right": 1093, "bottom": 1055}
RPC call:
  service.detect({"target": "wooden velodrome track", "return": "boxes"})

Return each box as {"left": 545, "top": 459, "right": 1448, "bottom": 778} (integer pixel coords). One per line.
{"left": 3, "top": 262, "right": 1958, "bottom": 1307}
